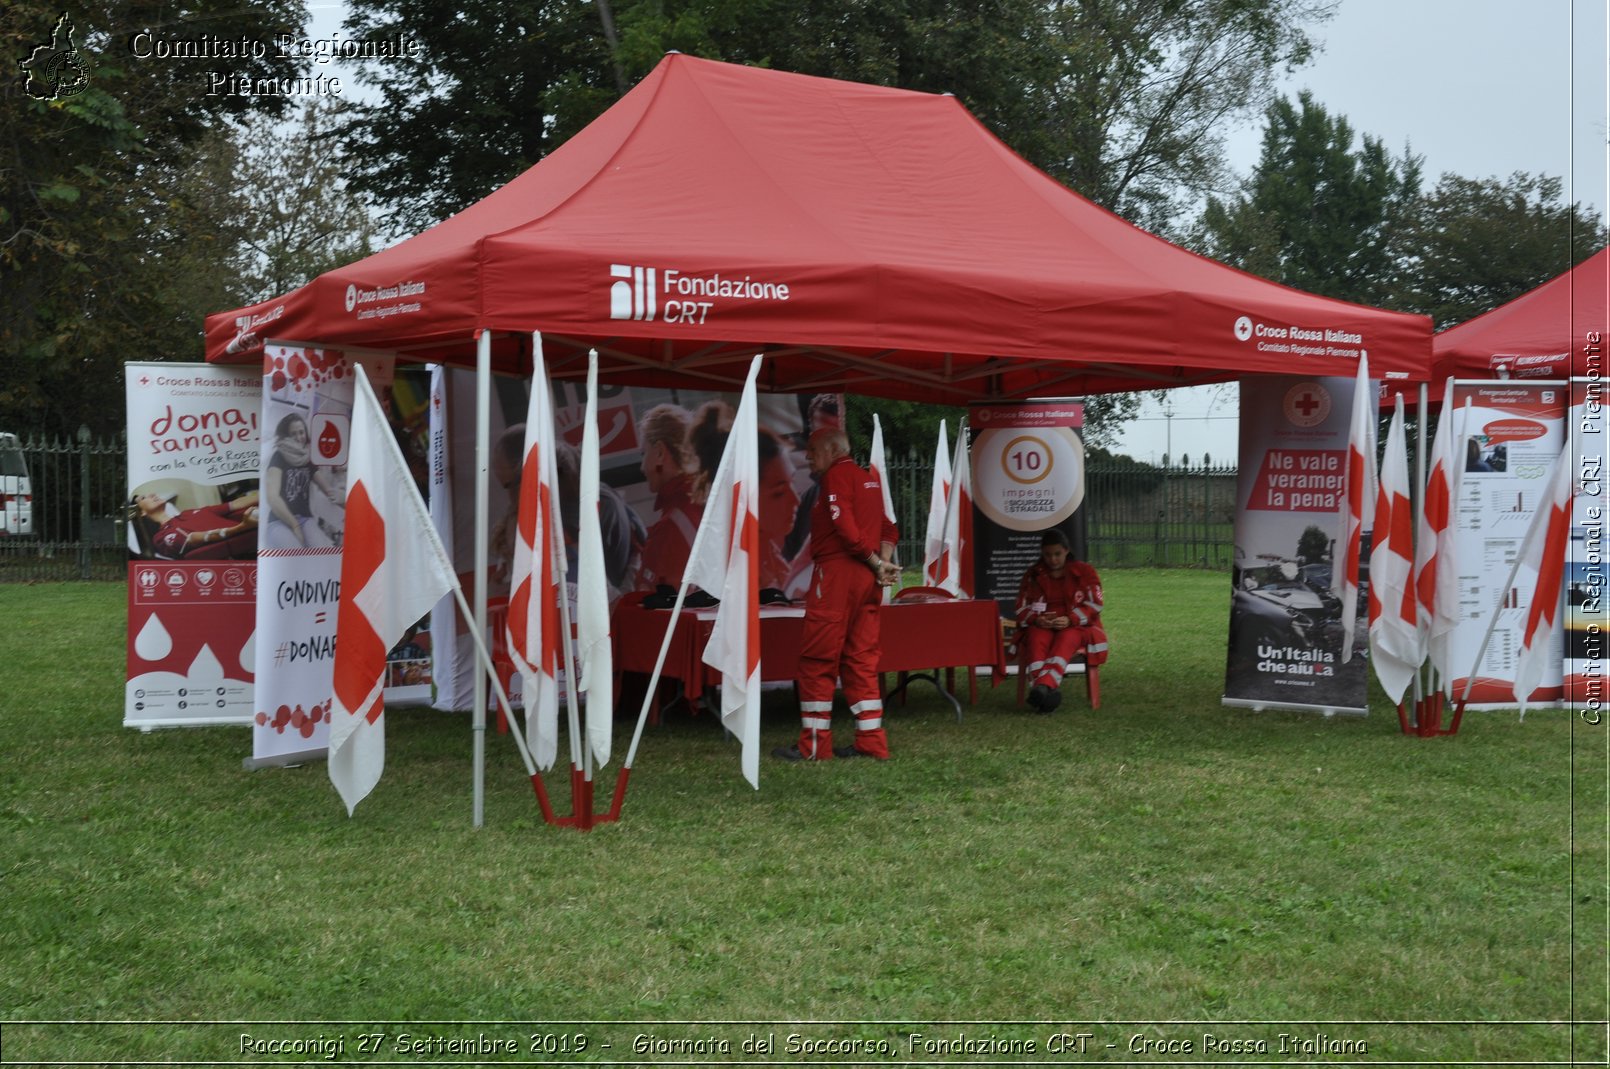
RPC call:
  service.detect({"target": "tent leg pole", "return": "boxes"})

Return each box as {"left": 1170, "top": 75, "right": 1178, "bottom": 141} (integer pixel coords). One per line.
{"left": 472, "top": 329, "right": 492, "bottom": 828}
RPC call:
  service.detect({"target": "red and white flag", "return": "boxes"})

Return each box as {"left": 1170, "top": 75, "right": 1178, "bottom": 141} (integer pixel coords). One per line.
{"left": 1416, "top": 382, "right": 1463, "bottom": 691}
{"left": 329, "top": 365, "right": 457, "bottom": 815}
{"left": 869, "top": 414, "right": 897, "bottom": 603}
{"left": 575, "top": 352, "right": 613, "bottom": 767}
{"left": 683, "top": 356, "right": 765, "bottom": 788}
{"left": 923, "top": 420, "right": 951, "bottom": 586}
{"left": 1368, "top": 393, "right": 1421, "bottom": 704}
{"left": 1513, "top": 446, "right": 1573, "bottom": 713}
{"left": 1333, "top": 356, "right": 1374, "bottom": 664}
{"left": 506, "top": 335, "right": 564, "bottom": 770}
{"left": 939, "top": 422, "right": 974, "bottom": 597}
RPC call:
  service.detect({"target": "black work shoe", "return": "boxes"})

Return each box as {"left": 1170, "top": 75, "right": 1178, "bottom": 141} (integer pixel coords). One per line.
{"left": 1027, "top": 684, "right": 1050, "bottom": 711}
{"left": 771, "top": 745, "right": 806, "bottom": 762}
{"left": 1040, "top": 686, "right": 1062, "bottom": 713}
{"left": 833, "top": 745, "right": 870, "bottom": 759}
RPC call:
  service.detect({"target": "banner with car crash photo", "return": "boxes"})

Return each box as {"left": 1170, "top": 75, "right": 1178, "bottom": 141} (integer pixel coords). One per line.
{"left": 1223, "top": 374, "right": 1369, "bottom": 715}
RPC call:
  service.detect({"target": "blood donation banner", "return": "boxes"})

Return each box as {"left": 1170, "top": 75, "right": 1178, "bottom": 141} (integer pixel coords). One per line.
{"left": 1568, "top": 377, "right": 1608, "bottom": 714}
{"left": 249, "top": 348, "right": 380, "bottom": 764}
{"left": 1446, "top": 381, "right": 1566, "bottom": 708}
{"left": 125, "top": 363, "right": 263, "bottom": 728}
{"left": 1223, "top": 375, "right": 1368, "bottom": 715}
{"left": 968, "top": 401, "right": 1089, "bottom": 616}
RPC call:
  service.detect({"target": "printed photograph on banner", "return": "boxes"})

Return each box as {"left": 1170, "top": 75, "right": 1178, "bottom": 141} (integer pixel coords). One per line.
{"left": 261, "top": 347, "right": 353, "bottom": 552}
{"left": 429, "top": 366, "right": 831, "bottom": 712}
{"left": 1223, "top": 375, "right": 1368, "bottom": 714}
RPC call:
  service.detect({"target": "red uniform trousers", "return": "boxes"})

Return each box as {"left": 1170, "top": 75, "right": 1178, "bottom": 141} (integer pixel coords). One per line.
{"left": 1022, "top": 624, "right": 1107, "bottom": 689}
{"left": 796, "top": 556, "right": 889, "bottom": 759}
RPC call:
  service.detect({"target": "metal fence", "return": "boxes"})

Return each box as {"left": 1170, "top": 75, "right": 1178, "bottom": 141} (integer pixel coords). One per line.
{"left": 875, "top": 455, "right": 1238, "bottom": 572}
{"left": 0, "top": 431, "right": 128, "bottom": 582}
{"left": 0, "top": 436, "right": 1238, "bottom": 583}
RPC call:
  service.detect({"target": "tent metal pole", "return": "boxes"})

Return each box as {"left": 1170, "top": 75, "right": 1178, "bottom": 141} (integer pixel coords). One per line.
{"left": 473, "top": 329, "right": 491, "bottom": 828}
{"left": 1413, "top": 381, "right": 1428, "bottom": 729}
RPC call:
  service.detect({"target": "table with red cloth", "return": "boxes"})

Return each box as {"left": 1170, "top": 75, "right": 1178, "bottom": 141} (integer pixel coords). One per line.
{"left": 612, "top": 597, "right": 1005, "bottom": 719}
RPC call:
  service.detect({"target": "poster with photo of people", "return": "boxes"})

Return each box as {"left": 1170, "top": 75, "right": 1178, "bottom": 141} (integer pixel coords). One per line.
{"left": 428, "top": 367, "right": 834, "bottom": 712}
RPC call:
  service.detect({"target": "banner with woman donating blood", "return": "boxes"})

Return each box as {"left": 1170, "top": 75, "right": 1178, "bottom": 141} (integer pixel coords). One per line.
{"left": 124, "top": 363, "right": 263, "bottom": 729}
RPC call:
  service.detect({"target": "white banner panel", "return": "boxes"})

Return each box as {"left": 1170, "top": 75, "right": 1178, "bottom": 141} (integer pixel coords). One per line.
{"left": 1446, "top": 381, "right": 1566, "bottom": 707}
{"left": 250, "top": 349, "right": 383, "bottom": 762}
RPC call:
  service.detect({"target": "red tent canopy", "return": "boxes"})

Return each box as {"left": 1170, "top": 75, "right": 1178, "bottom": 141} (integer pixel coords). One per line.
{"left": 1432, "top": 247, "right": 1609, "bottom": 381}
{"left": 206, "top": 54, "right": 1430, "bottom": 401}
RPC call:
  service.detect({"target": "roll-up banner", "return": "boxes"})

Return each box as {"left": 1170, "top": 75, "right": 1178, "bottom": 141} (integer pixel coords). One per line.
{"left": 1443, "top": 381, "right": 1567, "bottom": 708}
{"left": 1569, "top": 377, "right": 1608, "bottom": 714}
{"left": 249, "top": 348, "right": 394, "bottom": 765}
{"left": 428, "top": 368, "right": 833, "bottom": 711}
{"left": 1223, "top": 375, "right": 1368, "bottom": 715}
{"left": 124, "top": 363, "right": 263, "bottom": 728}
{"left": 968, "top": 400, "right": 1089, "bottom": 616}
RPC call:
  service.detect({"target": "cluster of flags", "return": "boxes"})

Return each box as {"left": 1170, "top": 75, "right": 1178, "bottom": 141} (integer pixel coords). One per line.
{"left": 328, "top": 344, "right": 770, "bottom": 816}
{"left": 1336, "top": 370, "right": 1572, "bottom": 718}
{"left": 922, "top": 420, "right": 973, "bottom": 597}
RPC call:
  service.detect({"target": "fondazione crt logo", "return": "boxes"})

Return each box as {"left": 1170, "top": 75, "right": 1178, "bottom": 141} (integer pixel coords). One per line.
{"left": 609, "top": 263, "right": 792, "bottom": 325}
{"left": 19, "top": 12, "right": 89, "bottom": 100}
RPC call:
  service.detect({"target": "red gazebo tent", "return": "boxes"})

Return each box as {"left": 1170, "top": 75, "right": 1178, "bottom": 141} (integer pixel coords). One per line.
{"left": 204, "top": 54, "right": 1434, "bottom": 821}
{"left": 206, "top": 54, "right": 1430, "bottom": 397}
{"left": 1432, "top": 247, "right": 1609, "bottom": 381}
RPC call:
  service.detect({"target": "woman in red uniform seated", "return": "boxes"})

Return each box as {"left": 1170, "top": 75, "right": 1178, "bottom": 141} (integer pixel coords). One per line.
{"left": 1015, "top": 528, "right": 1107, "bottom": 712}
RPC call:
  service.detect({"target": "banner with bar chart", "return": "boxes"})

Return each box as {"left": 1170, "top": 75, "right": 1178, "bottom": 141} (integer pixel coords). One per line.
{"left": 1446, "top": 380, "right": 1566, "bottom": 707}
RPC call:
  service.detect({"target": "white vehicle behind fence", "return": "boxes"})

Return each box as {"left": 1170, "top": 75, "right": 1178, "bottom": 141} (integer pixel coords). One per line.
{"left": 0, "top": 434, "right": 34, "bottom": 537}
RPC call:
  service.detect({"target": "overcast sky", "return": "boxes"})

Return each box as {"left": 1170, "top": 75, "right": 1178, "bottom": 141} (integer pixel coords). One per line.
{"left": 1115, "top": 0, "right": 1610, "bottom": 465}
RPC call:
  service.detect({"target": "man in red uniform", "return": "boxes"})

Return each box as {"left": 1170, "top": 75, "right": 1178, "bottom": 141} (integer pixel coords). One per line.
{"left": 1015, "top": 528, "right": 1107, "bottom": 712}
{"left": 774, "top": 429, "right": 899, "bottom": 761}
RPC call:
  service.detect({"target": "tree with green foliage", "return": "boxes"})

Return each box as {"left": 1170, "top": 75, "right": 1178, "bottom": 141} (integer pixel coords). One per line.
{"left": 1192, "top": 91, "right": 1423, "bottom": 307}
{"left": 1, "top": 1, "right": 307, "bottom": 438}
{"left": 1399, "top": 172, "right": 1606, "bottom": 330}
{"left": 1035, "top": 0, "right": 1332, "bottom": 232}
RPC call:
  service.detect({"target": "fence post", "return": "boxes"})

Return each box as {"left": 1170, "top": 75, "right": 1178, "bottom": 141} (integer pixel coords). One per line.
{"left": 78, "top": 425, "right": 91, "bottom": 580}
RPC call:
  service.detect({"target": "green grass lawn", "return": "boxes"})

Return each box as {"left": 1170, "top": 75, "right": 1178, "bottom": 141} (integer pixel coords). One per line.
{"left": 1, "top": 573, "right": 1604, "bottom": 1064}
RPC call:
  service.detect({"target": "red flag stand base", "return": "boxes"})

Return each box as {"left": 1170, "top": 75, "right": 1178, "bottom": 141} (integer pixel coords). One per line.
{"left": 534, "top": 764, "right": 625, "bottom": 832}
{"left": 1398, "top": 692, "right": 1463, "bottom": 737}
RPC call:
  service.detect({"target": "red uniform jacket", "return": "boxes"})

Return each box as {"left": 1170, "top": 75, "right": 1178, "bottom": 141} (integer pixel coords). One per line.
{"left": 810, "top": 456, "right": 898, "bottom": 563}
{"left": 1015, "top": 559, "right": 1103, "bottom": 629}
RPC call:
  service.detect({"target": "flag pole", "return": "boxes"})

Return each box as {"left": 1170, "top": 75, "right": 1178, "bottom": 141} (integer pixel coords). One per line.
{"left": 447, "top": 581, "right": 557, "bottom": 822}
{"left": 531, "top": 333, "right": 587, "bottom": 825}
{"left": 608, "top": 576, "right": 702, "bottom": 820}
{"left": 1411, "top": 381, "right": 1428, "bottom": 732}
{"left": 1449, "top": 541, "right": 1534, "bottom": 733}
{"left": 608, "top": 354, "right": 762, "bottom": 818}
{"left": 471, "top": 328, "right": 492, "bottom": 828}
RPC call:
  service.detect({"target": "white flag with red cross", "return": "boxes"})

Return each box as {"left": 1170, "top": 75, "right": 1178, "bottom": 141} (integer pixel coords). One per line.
{"left": 1334, "top": 357, "right": 1374, "bottom": 665}
{"left": 683, "top": 356, "right": 764, "bottom": 788}
{"left": 1513, "top": 447, "right": 1573, "bottom": 713}
{"left": 506, "top": 337, "right": 564, "bottom": 770}
{"left": 1368, "top": 393, "right": 1421, "bottom": 704}
{"left": 923, "top": 420, "right": 951, "bottom": 587}
{"left": 328, "top": 366, "right": 457, "bottom": 815}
